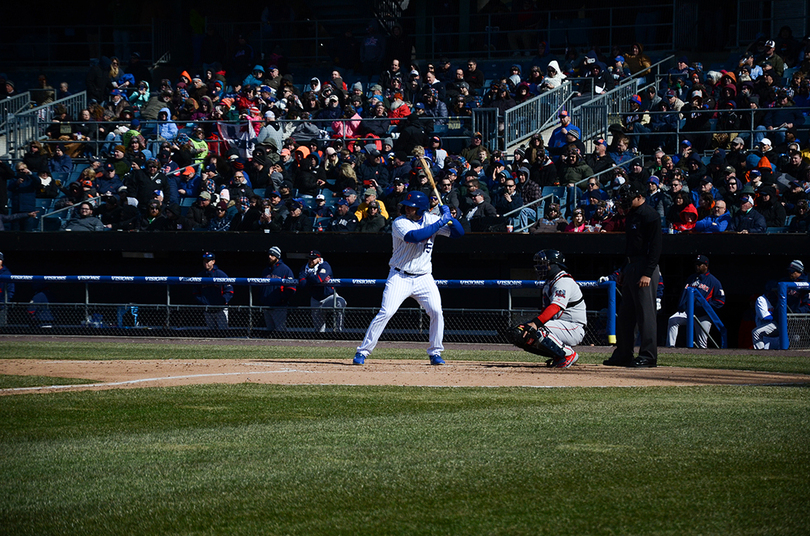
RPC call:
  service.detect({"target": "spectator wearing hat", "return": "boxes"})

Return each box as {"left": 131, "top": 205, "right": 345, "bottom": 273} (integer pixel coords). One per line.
{"left": 463, "top": 188, "right": 497, "bottom": 230}
{"left": 205, "top": 200, "right": 233, "bottom": 231}
{"left": 328, "top": 198, "right": 359, "bottom": 231}
{"left": 356, "top": 187, "right": 390, "bottom": 221}
{"left": 357, "top": 147, "right": 391, "bottom": 190}
{"left": 188, "top": 191, "right": 215, "bottom": 229}
{"left": 666, "top": 255, "right": 725, "bottom": 349}
{"left": 754, "top": 90, "right": 803, "bottom": 147}
{"left": 341, "top": 188, "right": 359, "bottom": 211}
{"left": 460, "top": 132, "right": 489, "bottom": 163}
{"left": 140, "top": 199, "right": 168, "bottom": 231}
{"left": 257, "top": 110, "right": 283, "bottom": 154}
{"left": 755, "top": 185, "right": 787, "bottom": 227}
{"left": 8, "top": 163, "right": 40, "bottom": 232}
{"left": 548, "top": 111, "right": 582, "bottom": 160}
{"left": 757, "top": 39, "right": 786, "bottom": 77}
{"left": 357, "top": 200, "right": 387, "bottom": 232}
{"left": 281, "top": 200, "right": 312, "bottom": 231}
{"left": 559, "top": 147, "right": 593, "bottom": 186}
{"left": 729, "top": 194, "right": 766, "bottom": 233}
{"left": 382, "top": 177, "right": 410, "bottom": 214}
{"left": 97, "top": 163, "right": 124, "bottom": 196}
{"left": 311, "top": 194, "right": 333, "bottom": 218}
{"left": 127, "top": 159, "right": 167, "bottom": 212}
{"left": 193, "top": 252, "right": 233, "bottom": 331}
{"left": 622, "top": 94, "right": 652, "bottom": 152}
{"left": 584, "top": 138, "right": 612, "bottom": 177}
{"left": 390, "top": 151, "right": 412, "bottom": 184}
{"left": 790, "top": 199, "right": 810, "bottom": 232}
{"left": 646, "top": 176, "right": 672, "bottom": 228}
{"left": 48, "top": 144, "right": 73, "bottom": 175}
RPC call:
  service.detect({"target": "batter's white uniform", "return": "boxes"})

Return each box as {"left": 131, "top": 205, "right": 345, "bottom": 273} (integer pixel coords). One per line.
{"left": 541, "top": 271, "right": 587, "bottom": 348}
{"left": 357, "top": 213, "right": 452, "bottom": 357}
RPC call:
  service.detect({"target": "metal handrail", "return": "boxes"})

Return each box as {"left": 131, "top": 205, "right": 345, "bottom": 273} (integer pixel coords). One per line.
{"left": 506, "top": 154, "right": 644, "bottom": 233}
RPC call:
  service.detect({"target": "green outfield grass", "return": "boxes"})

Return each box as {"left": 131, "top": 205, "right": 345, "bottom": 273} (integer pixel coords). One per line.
{"left": 1, "top": 341, "right": 809, "bottom": 535}
{"left": 0, "top": 374, "right": 97, "bottom": 389}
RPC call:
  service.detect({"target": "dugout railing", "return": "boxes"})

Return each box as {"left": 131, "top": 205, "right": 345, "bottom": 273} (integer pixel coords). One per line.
{"left": 778, "top": 281, "right": 810, "bottom": 350}
{"left": 0, "top": 275, "right": 617, "bottom": 346}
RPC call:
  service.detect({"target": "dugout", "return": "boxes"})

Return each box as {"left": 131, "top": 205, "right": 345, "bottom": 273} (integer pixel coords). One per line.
{"left": 1, "top": 232, "right": 808, "bottom": 348}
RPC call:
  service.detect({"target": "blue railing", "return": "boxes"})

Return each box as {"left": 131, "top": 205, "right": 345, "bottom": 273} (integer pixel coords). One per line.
{"left": 0, "top": 274, "right": 617, "bottom": 342}
{"left": 684, "top": 287, "right": 727, "bottom": 349}
{"left": 778, "top": 281, "right": 810, "bottom": 350}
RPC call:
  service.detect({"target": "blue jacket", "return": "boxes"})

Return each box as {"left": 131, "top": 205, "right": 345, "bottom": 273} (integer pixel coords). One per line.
{"left": 8, "top": 174, "right": 41, "bottom": 212}
{"left": 261, "top": 260, "right": 296, "bottom": 306}
{"left": 676, "top": 272, "right": 725, "bottom": 313}
{"left": 298, "top": 260, "right": 336, "bottom": 301}
{"left": 730, "top": 207, "right": 767, "bottom": 233}
{"left": 193, "top": 265, "right": 233, "bottom": 306}
{"left": 693, "top": 211, "right": 731, "bottom": 233}
{"left": 49, "top": 154, "right": 73, "bottom": 174}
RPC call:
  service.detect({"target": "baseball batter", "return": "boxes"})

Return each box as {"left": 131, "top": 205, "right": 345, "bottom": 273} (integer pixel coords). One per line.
{"left": 354, "top": 191, "right": 465, "bottom": 365}
{"left": 507, "top": 250, "right": 585, "bottom": 368}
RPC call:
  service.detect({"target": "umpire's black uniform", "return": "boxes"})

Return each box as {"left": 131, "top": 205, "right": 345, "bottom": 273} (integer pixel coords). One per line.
{"left": 607, "top": 196, "right": 662, "bottom": 367}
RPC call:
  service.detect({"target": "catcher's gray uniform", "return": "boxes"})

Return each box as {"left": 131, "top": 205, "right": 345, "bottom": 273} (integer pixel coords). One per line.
{"left": 541, "top": 270, "right": 587, "bottom": 347}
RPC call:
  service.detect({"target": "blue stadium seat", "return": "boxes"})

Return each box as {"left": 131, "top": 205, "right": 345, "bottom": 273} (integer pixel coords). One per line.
{"left": 312, "top": 216, "right": 331, "bottom": 232}
{"left": 253, "top": 188, "right": 266, "bottom": 198}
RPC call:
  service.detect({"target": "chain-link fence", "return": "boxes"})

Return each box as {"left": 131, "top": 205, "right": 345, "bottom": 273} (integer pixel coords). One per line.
{"left": 0, "top": 275, "right": 618, "bottom": 345}
{"left": 787, "top": 314, "right": 810, "bottom": 349}
{"left": 0, "top": 303, "right": 611, "bottom": 346}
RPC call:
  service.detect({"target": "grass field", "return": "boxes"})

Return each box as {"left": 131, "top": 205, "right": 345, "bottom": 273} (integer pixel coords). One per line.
{"left": 1, "top": 341, "right": 809, "bottom": 535}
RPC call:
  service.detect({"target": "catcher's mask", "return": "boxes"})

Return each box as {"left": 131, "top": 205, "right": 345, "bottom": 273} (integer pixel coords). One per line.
{"left": 534, "top": 249, "right": 566, "bottom": 279}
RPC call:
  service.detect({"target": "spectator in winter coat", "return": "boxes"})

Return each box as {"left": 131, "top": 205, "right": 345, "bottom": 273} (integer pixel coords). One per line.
{"left": 8, "top": 163, "right": 41, "bottom": 231}
{"left": 693, "top": 199, "right": 732, "bottom": 233}
{"left": 48, "top": 144, "right": 73, "bottom": 174}
{"left": 65, "top": 201, "right": 106, "bottom": 231}
{"left": 730, "top": 194, "right": 767, "bottom": 233}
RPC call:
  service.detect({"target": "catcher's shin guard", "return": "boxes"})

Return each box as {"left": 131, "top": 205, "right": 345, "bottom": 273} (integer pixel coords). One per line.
{"left": 535, "top": 326, "right": 568, "bottom": 361}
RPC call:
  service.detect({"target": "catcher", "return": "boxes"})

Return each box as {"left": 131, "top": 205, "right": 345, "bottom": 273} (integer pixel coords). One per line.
{"left": 507, "top": 249, "right": 586, "bottom": 368}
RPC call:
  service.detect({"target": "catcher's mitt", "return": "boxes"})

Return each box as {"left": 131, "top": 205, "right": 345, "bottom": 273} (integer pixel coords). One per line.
{"left": 506, "top": 324, "right": 547, "bottom": 356}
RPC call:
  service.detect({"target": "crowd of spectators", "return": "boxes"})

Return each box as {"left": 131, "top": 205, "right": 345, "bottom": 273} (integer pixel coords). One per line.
{"left": 1, "top": 29, "right": 810, "bottom": 234}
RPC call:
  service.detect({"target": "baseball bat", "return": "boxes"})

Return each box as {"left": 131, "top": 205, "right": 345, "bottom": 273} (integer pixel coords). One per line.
{"left": 418, "top": 157, "right": 442, "bottom": 206}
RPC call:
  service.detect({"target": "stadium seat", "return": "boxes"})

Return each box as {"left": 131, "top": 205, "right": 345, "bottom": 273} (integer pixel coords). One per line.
{"left": 312, "top": 216, "right": 331, "bottom": 232}
{"left": 253, "top": 188, "right": 266, "bottom": 198}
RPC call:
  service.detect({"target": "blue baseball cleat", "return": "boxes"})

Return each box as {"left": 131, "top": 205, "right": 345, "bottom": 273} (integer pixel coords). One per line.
{"left": 429, "top": 354, "right": 445, "bottom": 365}
{"left": 352, "top": 352, "right": 365, "bottom": 365}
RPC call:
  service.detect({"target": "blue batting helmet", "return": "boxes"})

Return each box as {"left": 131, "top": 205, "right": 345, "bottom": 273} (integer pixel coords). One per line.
{"left": 400, "top": 191, "right": 429, "bottom": 216}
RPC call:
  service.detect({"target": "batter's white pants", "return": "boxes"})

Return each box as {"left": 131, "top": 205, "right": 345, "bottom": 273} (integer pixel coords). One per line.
{"left": 544, "top": 319, "right": 585, "bottom": 350}
{"left": 667, "top": 312, "right": 713, "bottom": 348}
{"left": 357, "top": 270, "right": 444, "bottom": 357}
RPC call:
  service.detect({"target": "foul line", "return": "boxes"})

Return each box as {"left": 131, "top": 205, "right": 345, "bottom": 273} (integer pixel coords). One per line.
{"left": 1, "top": 369, "right": 310, "bottom": 393}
